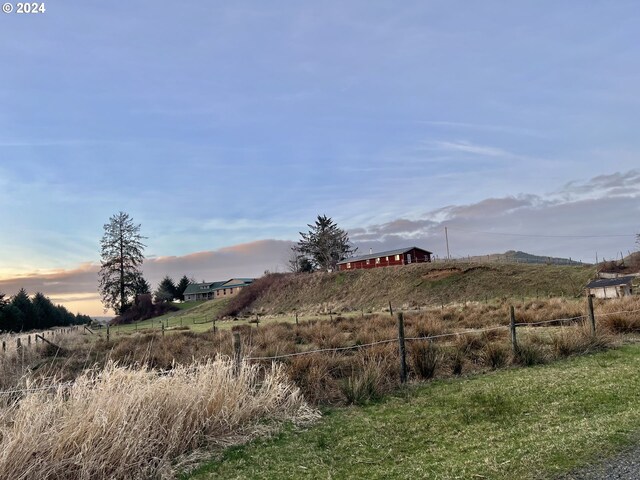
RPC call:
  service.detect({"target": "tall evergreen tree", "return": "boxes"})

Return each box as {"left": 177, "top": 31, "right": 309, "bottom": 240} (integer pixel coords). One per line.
{"left": 175, "top": 275, "right": 191, "bottom": 301}
{"left": 32, "top": 292, "right": 57, "bottom": 330}
{"left": 11, "top": 288, "right": 35, "bottom": 330}
{"left": 99, "top": 212, "right": 146, "bottom": 314}
{"left": 296, "top": 215, "right": 356, "bottom": 271}
{"left": 132, "top": 273, "right": 152, "bottom": 296}
{"left": 0, "top": 305, "right": 24, "bottom": 332}
{"left": 154, "top": 276, "right": 177, "bottom": 303}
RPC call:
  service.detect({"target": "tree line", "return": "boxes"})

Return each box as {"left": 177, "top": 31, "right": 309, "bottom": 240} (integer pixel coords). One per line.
{"left": 0, "top": 289, "right": 91, "bottom": 333}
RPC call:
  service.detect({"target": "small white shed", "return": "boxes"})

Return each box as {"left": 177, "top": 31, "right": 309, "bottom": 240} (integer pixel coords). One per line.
{"left": 586, "top": 276, "right": 635, "bottom": 299}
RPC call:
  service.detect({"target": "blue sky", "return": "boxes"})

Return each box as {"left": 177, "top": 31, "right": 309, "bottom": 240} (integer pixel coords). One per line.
{"left": 1, "top": 1, "right": 639, "bottom": 313}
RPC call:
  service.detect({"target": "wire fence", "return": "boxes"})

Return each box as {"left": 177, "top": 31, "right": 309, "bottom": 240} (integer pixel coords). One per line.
{"left": 245, "top": 306, "right": 635, "bottom": 362}
{"left": 1, "top": 303, "right": 638, "bottom": 396}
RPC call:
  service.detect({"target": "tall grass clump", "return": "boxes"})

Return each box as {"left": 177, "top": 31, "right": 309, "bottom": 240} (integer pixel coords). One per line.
{"left": 551, "top": 325, "right": 612, "bottom": 357}
{"left": 409, "top": 341, "right": 439, "bottom": 379}
{"left": 598, "top": 296, "right": 640, "bottom": 333}
{"left": 0, "top": 358, "right": 318, "bottom": 480}
{"left": 340, "top": 362, "right": 383, "bottom": 405}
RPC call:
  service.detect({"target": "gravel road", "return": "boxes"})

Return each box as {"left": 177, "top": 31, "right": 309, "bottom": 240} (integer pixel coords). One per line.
{"left": 562, "top": 444, "right": 640, "bottom": 480}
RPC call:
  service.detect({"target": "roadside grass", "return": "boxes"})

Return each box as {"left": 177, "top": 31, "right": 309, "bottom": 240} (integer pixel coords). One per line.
{"left": 186, "top": 344, "right": 640, "bottom": 480}
{"left": 0, "top": 359, "right": 317, "bottom": 480}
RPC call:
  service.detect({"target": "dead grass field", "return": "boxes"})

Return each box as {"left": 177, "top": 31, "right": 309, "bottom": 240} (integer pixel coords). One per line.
{"left": 218, "top": 262, "right": 594, "bottom": 317}
{"left": 0, "top": 295, "right": 638, "bottom": 479}
{"left": 3, "top": 295, "right": 638, "bottom": 406}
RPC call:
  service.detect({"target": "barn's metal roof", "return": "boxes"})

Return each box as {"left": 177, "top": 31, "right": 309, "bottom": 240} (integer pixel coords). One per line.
{"left": 586, "top": 276, "right": 636, "bottom": 289}
{"left": 337, "top": 246, "right": 432, "bottom": 265}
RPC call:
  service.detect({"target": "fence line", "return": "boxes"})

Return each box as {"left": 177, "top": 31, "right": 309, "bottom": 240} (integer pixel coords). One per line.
{"left": 594, "top": 308, "right": 640, "bottom": 317}
{"left": 515, "top": 316, "right": 586, "bottom": 327}
{"left": 247, "top": 306, "right": 638, "bottom": 362}
{"left": 2, "top": 304, "right": 638, "bottom": 395}
{"left": 404, "top": 325, "right": 509, "bottom": 342}
{"left": 246, "top": 338, "right": 399, "bottom": 361}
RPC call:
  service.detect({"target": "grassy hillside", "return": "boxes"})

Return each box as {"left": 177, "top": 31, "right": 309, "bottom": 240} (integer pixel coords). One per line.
{"left": 469, "top": 250, "right": 586, "bottom": 265}
{"left": 221, "top": 262, "right": 595, "bottom": 317}
{"left": 112, "top": 299, "right": 232, "bottom": 334}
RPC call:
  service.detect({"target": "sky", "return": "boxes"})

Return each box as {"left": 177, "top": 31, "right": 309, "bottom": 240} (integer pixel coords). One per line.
{"left": 1, "top": 1, "right": 639, "bottom": 315}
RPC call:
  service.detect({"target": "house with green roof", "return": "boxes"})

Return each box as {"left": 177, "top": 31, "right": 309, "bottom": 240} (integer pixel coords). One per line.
{"left": 183, "top": 278, "right": 254, "bottom": 302}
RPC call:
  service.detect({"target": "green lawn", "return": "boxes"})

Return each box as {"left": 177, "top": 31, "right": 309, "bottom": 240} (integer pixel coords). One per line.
{"left": 186, "top": 344, "right": 640, "bottom": 480}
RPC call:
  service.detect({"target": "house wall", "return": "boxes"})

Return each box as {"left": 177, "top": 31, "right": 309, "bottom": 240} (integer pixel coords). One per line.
{"left": 589, "top": 285, "right": 632, "bottom": 298}
{"left": 214, "top": 285, "right": 245, "bottom": 298}
{"left": 339, "top": 248, "right": 432, "bottom": 271}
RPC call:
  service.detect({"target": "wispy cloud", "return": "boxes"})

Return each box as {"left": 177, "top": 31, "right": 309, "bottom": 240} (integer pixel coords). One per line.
{"left": 348, "top": 170, "right": 639, "bottom": 261}
{"left": 422, "top": 120, "right": 545, "bottom": 138}
{"left": 427, "top": 140, "right": 518, "bottom": 158}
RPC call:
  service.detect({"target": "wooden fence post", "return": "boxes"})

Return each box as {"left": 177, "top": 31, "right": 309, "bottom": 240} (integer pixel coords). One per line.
{"left": 16, "top": 338, "right": 22, "bottom": 350}
{"left": 161, "top": 322, "right": 165, "bottom": 337}
{"left": 233, "top": 332, "right": 242, "bottom": 377}
{"left": 2, "top": 340, "right": 5, "bottom": 352}
{"left": 389, "top": 301, "right": 394, "bottom": 317}
{"left": 587, "top": 294, "right": 596, "bottom": 336}
{"left": 509, "top": 306, "right": 518, "bottom": 354}
{"left": 28, "top": 335, "right": 31, "bottom": 346}
{"left": 397, "top": 312, "right": 407, "bottom": 384}
{"left": 295, "top": 311, "right": 299, "bottom": 326}
{"left": 106, "top": 324, "right": 110, "bottom": 342}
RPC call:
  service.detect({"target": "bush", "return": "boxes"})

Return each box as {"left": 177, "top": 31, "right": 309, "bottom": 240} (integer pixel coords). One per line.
{"left": 111, "top": 294, "right": 178, "bottom": 325}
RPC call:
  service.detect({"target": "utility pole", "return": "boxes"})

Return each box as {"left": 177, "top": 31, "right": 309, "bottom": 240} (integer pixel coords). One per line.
{"left": 445, "top": 227, "right": 451, "bottom": 260}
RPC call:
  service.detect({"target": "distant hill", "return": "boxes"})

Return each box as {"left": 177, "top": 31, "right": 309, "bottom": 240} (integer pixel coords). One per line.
{"left": 466, "top": 250, "right": 586, "bottom": 266}
{"left": 218, "top": 261, "right": 594, "bottom": 317}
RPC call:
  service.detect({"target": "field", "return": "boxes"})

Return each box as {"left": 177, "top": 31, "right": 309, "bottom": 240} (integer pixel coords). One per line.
{"left": 1, "top": 288, "right": 639, "bottom": 479}
{"left": 186, "top": 344, "right": 640, "bottom": 479}
{"left": 217, "top": 262, "right": 595, "bottom": 317}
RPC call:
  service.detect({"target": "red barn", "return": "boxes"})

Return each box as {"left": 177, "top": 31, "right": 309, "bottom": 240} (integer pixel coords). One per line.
{"left": 337, "top": 247, "right": 432, "bottom": 271}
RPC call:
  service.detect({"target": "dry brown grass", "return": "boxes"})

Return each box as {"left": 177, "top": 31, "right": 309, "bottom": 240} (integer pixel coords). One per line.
{"left": 216, "top": 263, "right": 594, "bottom": 317}
{"left": 0, "top": 359, "right": 317, "bottom": 480}
{"left": 0, "top": 296, "right": 634, "bottom": 478}
{"left": 597, "top": 296, "right": 640, "bottom": 333}
{"left": 1, "top": 297, "right": 635, "bottom": 408}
